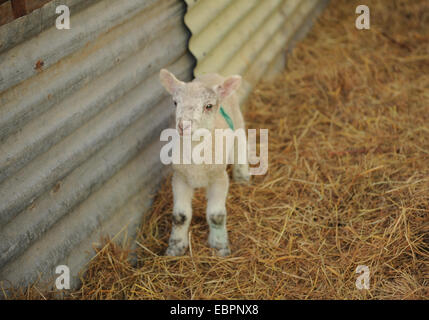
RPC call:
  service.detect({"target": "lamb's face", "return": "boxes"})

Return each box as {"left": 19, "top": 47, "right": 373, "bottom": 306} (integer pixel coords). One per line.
{"left": 160, "top": 69, "right": 241, "bottom": 136}
{"left": 173, "top": 82, "right": 218, "bottom": 135}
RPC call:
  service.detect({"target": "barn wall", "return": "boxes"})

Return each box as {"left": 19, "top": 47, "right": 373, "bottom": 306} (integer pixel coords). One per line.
{"left": 184, "top": 0, "right": 329, "bottom": 102}
{"left": 0, "top": 0, "right": 194, "bottom": 290}
{"left": 0, "top": 0, "right": 328, "bottom": 292}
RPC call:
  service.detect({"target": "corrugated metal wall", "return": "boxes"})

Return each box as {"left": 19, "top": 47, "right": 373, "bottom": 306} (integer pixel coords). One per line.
{"left": 184, "top": 0, "right": 328, "bottom": 102}
{"left": 0, "top": 0, "right": 328, "bottom": 292}
{"left": 0, "top": 0, "right": 194, "bottom": 290}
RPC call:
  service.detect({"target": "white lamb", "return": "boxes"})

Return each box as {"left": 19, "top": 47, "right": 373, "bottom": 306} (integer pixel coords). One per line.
{"left": 159, "top": 69, "right": 250, "bottom": 256}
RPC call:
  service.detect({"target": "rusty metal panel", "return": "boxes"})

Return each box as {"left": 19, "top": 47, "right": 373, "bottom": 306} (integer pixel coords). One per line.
{"left": 0, "top": 0, "right": 194, "bottom": 290}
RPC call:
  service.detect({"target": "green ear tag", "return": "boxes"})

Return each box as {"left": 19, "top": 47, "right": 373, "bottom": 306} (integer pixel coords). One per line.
{"left": 219, "top": 106, "right": 234, "bottom": 130}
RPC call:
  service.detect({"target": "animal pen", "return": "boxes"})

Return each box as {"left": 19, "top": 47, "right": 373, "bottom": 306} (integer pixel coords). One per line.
{"left": 1, "top": 0, "right": 428, "bottom": 300}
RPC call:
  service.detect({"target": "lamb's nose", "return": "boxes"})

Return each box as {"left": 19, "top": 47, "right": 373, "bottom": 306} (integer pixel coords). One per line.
{"left": 177, "top": 122, "right": 191, "bottom": 136}
{"left": 178, "top": 121, "right": 191, "bottom": 136}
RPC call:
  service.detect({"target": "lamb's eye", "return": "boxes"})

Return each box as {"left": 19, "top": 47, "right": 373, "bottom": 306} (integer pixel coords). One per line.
{"left": 205, "top": 104, "right": 213, "bottom": 110}
{"left": 173, "top": 101, "right": 177, "bottom": 107}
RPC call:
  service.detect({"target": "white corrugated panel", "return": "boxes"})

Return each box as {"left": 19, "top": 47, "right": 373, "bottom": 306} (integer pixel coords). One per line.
{"left": 184, "top": 0, "right": 329, "bottom": 101}
{"left": 0, "top": 0, "right": 194, "bottom": 291}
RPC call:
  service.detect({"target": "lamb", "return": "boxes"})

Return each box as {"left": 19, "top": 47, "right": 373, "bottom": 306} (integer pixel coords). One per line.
{"left": 159, "top": 69, "right": 251, "bottom": 256}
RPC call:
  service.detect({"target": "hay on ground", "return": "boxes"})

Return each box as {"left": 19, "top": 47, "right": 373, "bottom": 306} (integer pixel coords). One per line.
{"left": 7, "top": 0, "right": 429, "bottom": 300}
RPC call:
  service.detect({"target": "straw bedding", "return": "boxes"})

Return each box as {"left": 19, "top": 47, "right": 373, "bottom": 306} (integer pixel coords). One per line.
{"left": 7, "top": 0, "right": 429, "bottom": 299}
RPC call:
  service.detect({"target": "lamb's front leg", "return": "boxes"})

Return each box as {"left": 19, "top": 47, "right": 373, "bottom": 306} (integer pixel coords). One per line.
{"left": 166, "top": 172, "right": 193, "bottom": 256}
{"left": 206, "top": 171, "right": 231, "bottom": 256}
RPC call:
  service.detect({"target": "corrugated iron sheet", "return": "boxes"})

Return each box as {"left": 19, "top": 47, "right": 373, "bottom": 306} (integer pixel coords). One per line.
{"left": 0, "top": 0, "right": 328, "bottom": 293}
{"left": 184, "top": 0, "right": 329, "bottom": 101}
{"left": 0, "top": 0, "right": 194, "bottom": 290}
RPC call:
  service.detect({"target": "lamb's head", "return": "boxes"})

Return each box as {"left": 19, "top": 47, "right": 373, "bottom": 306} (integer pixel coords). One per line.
{"left": 160, "top": 69, "right": 241, "bottom": 135}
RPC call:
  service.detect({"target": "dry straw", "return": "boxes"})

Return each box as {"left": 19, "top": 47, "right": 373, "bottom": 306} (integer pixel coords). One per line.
{"left": 8, "top": 0, "right": 429, "bottom": 299}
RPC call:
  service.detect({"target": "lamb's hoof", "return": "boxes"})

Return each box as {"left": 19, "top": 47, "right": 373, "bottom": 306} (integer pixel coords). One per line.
{"left": 208, "top": 238, "right": 231, "bottom": 257}
{"left": 165, "top": 244, "right": 187, "bottom": 256}
{"left": 216, "top": 246, "right": 231, "bottom": 257}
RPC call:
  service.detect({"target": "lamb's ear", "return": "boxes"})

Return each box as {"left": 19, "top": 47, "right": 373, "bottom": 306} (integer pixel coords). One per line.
{"left": 160, "top": 69, "right": 184, "bottom": 94}
{"left": 214, "top": 75, "right": 242, "bottom": 100}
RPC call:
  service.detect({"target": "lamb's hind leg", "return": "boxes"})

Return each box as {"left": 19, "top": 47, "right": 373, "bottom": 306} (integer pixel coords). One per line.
{"left": 206, "top": 171, "right": 231, "bottom": 256}
{"left": 233, "top": 163, "right": 250, "bottom": 183}
{"left": 232, "top": 120, "right": 250, "bottom": 183}
{"left": 166, "top": 172, "right": 193, "bottom": 256}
